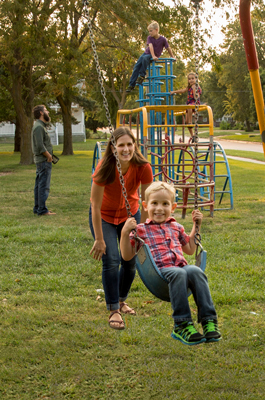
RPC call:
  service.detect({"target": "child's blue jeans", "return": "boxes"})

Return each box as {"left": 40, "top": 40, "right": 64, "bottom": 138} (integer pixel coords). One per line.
{"left": 129, "top": 53, "right": 152, "bottom": 87}
{"left": 161, "top": 265, "right": 217, "bottom": 325}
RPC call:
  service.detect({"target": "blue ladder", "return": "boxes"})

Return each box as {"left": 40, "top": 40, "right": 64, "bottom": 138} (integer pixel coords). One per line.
{"left": 199, "top": 141, "right": 233, "bottom": 210}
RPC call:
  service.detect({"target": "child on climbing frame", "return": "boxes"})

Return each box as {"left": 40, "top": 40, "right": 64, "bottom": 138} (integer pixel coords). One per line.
{"left": 126, "top": 21, "right": 175, "bottom": 93}
{"left": 120, "top": 181, "right": 221, "bottom": 346}
{"left": 170, "top": 71, "right": 202, "bottom": 142}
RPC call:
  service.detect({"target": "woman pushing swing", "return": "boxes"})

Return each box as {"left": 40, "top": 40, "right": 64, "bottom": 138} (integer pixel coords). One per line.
{"left": 89, "top": 127, "right": 153, "bottom": 330}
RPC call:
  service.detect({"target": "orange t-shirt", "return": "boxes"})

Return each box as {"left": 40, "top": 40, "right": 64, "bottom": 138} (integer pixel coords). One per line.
{"left": 92, "top": 162, "right": 153, "bottom": 225}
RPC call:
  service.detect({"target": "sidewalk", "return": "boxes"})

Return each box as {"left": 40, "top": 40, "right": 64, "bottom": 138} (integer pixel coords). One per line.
{"left": 215, "top": 138, "right": 263, "bottom": 154}
{"left": 206, "top": 138, "right": 265, "bottom": 165}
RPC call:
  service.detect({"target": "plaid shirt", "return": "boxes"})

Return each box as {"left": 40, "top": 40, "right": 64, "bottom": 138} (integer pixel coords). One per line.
{"left": 130, "top": 217, "right": 190, "bottom": 269}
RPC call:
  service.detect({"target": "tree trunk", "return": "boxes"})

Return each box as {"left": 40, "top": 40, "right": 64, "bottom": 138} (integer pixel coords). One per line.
{"left": 245, "top": 118, "right": 251, "bottom": 132}
{"left": 14, "top": 116, "right": 21, "bottom": 152}
{"left": 19, "top": 113, "right": 34, "bottom": 164}
{"left": 57, "top": 92, "right": 74, "bottom": 155}
{"left": 10, "top": 67, "right": 34, "bottom": 164}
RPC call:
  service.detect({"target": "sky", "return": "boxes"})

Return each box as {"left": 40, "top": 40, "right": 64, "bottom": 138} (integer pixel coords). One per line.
{"left": 162, "top": 0, "right": 238, "bottom": 49}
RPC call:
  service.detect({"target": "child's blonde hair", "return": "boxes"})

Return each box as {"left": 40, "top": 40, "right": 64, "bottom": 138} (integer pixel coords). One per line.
{"left": 145, "top": 181, "right": 176, "bottom": 204}
{"left": 148, "top": 21, "right": 159, "bottom": 31}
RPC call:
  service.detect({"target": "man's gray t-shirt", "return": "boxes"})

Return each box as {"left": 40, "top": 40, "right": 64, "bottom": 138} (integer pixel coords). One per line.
{"left": 32, "top": 120, "right": 53, "bottom": 164}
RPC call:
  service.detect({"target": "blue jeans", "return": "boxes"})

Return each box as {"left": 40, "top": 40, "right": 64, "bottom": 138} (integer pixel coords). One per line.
{"left": 33, "top": 161, "right": 52, "bottom": 215}
{"left": 129, "top": 53, "right": 152, "bottom": 87}
{"left": 161, "top": 265, "right": 217, "bottom": 325}
{"left": 89, "top": 207, "right": 141, "bottom": 311}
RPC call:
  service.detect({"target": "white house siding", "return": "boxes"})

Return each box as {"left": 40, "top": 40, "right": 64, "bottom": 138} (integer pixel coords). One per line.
{"left": 0, "top": 123, "right": 16, "bottom": 143}
{"left": 0, "top": 105, "right": 86, "bottom": 144}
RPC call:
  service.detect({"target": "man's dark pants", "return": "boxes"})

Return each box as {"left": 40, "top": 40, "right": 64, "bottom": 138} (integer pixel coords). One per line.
{"left": 33, "top": 161, "right": 52, "bottom": 215}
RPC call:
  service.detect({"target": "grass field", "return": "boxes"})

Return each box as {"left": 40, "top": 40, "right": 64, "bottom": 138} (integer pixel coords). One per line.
{"left": 198, "top": 129, "right": 262, "bottom": 142}
{"left": 0, "top": 141, "right": 265, "bottom": 399}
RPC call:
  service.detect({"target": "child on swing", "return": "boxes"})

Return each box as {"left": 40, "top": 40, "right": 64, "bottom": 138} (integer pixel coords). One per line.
{"left": 170, "top": 72, "right": 202, "bottom": 142}
{"left": 120, "top": 181, "right": 221, "bottom": 346}
{"left": 126, "top": 21, "right": 175, "bottom": 93}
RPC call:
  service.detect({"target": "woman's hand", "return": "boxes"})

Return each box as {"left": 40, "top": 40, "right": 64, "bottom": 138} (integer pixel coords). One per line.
{"left": 90, "top": 239, "right": 106, "bottom": 261}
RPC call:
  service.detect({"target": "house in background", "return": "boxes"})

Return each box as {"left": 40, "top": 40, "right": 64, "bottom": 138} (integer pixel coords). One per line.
{"left": 214, "top": 115, "right": 234, "bottom": 128}
{"left": 0, "top": 103, "right": 86, "bottom": 145}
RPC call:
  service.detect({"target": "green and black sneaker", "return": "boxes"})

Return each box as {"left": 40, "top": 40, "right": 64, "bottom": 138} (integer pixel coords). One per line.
{"left": 171, "top": 321, "right": 206, "bottom": 346}
{"left": 202, "top": 319, "right": 222, "bottom": 342}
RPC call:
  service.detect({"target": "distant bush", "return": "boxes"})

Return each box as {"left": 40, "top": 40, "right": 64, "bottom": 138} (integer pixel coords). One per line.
{"left": 220, "top": 121, "right": 231, "bottom": 130}
{"left": 86, "top": 129, "right": 107, "bottom": 139}
{"left": 233, "top": 122, "right": 244, "bottom": 130}
{"left": 86, "top": 129, "right": 92, "bottom": 139}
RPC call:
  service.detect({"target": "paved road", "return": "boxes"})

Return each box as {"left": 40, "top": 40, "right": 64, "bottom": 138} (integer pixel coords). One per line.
{"left": 175, "top": 135, "right": 264, "bottom": 163}
{"left": 213, "top": 138, "right": 263, "bottom": 154}
{"left": 202, "top": 138, "right": 265, "bottom": 164}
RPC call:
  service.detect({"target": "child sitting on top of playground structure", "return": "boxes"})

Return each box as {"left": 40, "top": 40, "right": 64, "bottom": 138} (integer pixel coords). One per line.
{"left": 120, "top": 181, "right": 221, "bottom": 346}
{"left": 170, "top": 71, "right": 202, "bottom": 142}
{"left": 126, "top": 21, "right": 175, "bottom": 93}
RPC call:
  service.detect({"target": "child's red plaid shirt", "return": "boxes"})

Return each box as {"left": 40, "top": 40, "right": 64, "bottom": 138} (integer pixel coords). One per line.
{"left": 129, "top": 217, "right": 190, "bottom": 269}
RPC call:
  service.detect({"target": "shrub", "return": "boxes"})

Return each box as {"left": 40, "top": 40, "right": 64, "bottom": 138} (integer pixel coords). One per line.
{"left": 220, "top": 121, "right": 231, "bottom": 130}
{"left": 233, "top": 122, "right": 244, "bottom": 130}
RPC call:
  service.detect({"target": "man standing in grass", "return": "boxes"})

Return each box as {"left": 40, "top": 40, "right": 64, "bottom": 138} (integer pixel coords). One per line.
{"left": 32, "top": 105, "right": 56, "bottom": 216}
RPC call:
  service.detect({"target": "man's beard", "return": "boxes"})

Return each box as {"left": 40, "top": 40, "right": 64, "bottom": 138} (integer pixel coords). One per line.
{"left": 43, "top": 111, "right": 50, "bottom": 123}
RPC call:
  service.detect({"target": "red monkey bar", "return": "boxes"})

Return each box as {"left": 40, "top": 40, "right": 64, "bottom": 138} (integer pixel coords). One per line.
{"left": 239, "top": 0, "right": 265, "bottom": 157}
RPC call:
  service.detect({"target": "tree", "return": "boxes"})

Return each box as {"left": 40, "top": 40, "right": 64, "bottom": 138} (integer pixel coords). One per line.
{"left": 0, "top": 64, "right": 20, "bottom": 148}
{"left": 200, "top": 70, "right": 227, "bottom": 119}
{"left": 205, "top": 11, "right": 265, "bottom": 128}
{"left": 220, "top": 23, "right": 254, "bottom": 128}
{"left": 43, "top": 1, "right": 95, "bottom": 155}
{"left": 85, "top": 109, "right": 106, "bottom": 135}
{"left": 0, "top": 0, "right": 61, "bottom": 164}
{"left": 2, "top": 0, "right": 258, "bottom": 164}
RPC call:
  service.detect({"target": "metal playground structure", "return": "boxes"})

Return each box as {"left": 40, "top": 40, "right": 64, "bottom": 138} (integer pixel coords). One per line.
{"left": 90, "top": 0, "right": 265, "bottom": 218}
{"left": 93, "top": 56, "right": 234, "bottom": 217}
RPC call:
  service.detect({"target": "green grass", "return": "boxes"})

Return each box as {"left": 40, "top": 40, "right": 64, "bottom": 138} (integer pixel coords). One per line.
{"left": 221, "top": 134, "right": 261, "bottom": 142}
{"left": 0, "top": 144, "right": 265, "bottom": 399}
{"left": 225, "top": 150, "right": 265, "bottom": 163}
{"left": 0, "top": 139, "right": 99, "bottom": 153}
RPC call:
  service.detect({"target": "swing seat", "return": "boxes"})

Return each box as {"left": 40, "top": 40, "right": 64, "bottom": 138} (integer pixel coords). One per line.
{"left": 135, "top": 243, "right": 207, "bottom": 302}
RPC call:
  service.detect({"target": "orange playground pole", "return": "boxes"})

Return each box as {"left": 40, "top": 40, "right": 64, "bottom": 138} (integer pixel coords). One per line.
{"left": 239, "top": 0, "right": 265, "bottom": 157}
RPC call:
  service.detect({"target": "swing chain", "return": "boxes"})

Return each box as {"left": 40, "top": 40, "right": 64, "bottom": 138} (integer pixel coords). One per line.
{"left": 192, "top": 0, "right": 201, "bottom": 210}
{"left": 192, "top": 0, "right": 202, "bottom": 246}
{"left": 82, "top": 0, "right": 113, "bottom": 134}
{"left": 83, "top": 0, "right": 132, "bottom": 217}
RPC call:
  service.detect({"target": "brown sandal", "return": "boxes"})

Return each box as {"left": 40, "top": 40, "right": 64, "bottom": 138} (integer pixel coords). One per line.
{"left": 108, "top": 311, "right": 125, "bottom": 330}
{"left": 119, "top": 302, "right": 136, "bottom": 316}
